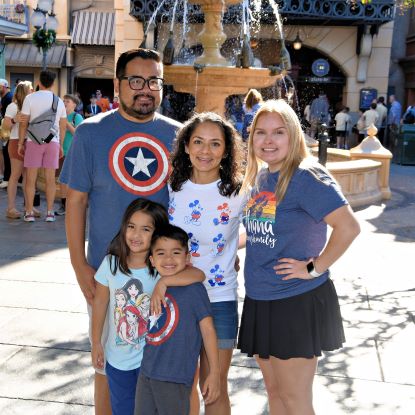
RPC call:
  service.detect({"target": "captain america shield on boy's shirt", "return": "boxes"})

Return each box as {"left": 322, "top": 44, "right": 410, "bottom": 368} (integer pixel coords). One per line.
{"left": 146, "top": 294, "right": 179, "bottom": 346}
{"left": 109, "top": 132, "right": 170, "bottom": 196}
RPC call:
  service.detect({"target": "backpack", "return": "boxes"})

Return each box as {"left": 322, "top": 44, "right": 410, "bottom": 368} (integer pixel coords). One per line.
{"left": 27, "top": 94, "right": 59, "bottom": 145}
{"left": 403, "top": 106, "right": 415, "bottom": 124}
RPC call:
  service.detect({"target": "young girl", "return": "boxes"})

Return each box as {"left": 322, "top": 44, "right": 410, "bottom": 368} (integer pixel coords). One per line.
{"left": 238, "top": 99, "right": 360, "bottom": 414}
{"left": 166, "top": 112, "right": 245, "bottom": 415}
{"left": 3, "top": 81, "right": 34, "bottom": 219}
{"left": 92, "top": 198, "right": 204, "bottom": 415}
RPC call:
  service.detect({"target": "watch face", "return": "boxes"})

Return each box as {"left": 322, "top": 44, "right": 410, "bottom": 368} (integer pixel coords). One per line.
{"left": 307, "top": 262, "right": 314, "bottom": 273}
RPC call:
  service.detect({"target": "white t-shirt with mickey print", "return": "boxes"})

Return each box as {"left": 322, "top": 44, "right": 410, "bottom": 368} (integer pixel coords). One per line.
{"left": 169, "top": 180, "right": 246, "bottom": 303}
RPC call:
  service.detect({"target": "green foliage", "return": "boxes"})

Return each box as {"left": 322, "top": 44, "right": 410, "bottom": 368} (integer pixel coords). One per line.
{"left": 32, "top": 29, "right": 56, "bottom": 52}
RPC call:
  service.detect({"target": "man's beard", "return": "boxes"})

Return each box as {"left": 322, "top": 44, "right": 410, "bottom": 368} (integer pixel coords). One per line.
{"left": 120, "top": 94, "right": 157, "bottom": 120}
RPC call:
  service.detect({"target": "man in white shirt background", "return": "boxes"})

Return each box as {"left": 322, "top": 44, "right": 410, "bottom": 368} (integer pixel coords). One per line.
{"left": 17, "top": 70, "right": 66, "bottom": 222}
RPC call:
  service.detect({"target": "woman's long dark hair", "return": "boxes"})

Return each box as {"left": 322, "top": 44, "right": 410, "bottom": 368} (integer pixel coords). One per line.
{"left": 169, "top": 112, "right": 244, "bottom": 197}
{"left": 107, "top": 198, "right": 169, "bottom": 276}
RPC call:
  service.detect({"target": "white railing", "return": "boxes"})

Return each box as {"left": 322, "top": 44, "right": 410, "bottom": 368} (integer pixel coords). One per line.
{"left": 0, "top": 1, "right": 28, "bottom": 25}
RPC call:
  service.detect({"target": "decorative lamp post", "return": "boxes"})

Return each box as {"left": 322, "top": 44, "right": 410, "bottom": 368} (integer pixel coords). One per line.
{"left": 31, "top": 0, "right": 58, "bottom": 70}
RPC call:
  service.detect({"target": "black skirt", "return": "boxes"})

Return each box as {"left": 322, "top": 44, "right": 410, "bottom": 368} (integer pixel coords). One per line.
{"left": 237, "top": 279, "right": 345, "bottom": 360}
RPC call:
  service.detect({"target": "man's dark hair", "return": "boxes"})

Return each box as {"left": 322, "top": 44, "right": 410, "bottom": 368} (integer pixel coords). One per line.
{"left": 378, "top": 96, "right": 385, "bottom": 104}
{"left": 39, "top": 70, "right": 56, "bottom": 88}
{"left": 116, "top": 49, "right": 161, "bottom": 79}
{"left": 370, "top": 102, "right": 377, "bottom": 110}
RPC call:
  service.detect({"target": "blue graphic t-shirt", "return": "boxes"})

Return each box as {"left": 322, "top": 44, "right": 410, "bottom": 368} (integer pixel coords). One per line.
{"left": 60, "top": 110, "right": 182, "bottom": 270}
{"left": 140, "top": 283, "right": 212, "bottom": 386}
{"left": 243, "top": 165, "right": 347, "bottom": 300}
{"left": 94, "top": 256, "right": 159, "bottom": 371}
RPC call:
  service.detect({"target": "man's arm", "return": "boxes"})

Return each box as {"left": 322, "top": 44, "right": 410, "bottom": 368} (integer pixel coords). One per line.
{"left": 66, "top": 188, "right": 96, "bottom": 304}
{"left": 199, "top": 316, "right": 220, "bottom": 405}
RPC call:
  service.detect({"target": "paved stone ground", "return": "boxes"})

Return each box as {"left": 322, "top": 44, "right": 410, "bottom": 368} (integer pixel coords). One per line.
{"left": 0, "top": 163, "right": 414, "bottom": 414}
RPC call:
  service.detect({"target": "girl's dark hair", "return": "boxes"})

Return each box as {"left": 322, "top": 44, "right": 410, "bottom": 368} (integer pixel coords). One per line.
{"left": 169, "top": 112, "right": 244, "bottom": 197}
{"left": 108, "top": 198, "right": 169, "bottom": 276}
{"left": 147, "top": 224, "right": 189, "bottom": 277}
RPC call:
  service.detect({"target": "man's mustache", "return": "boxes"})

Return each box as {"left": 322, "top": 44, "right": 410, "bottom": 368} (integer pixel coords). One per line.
{"left": 133, "top": 94, "right": 155, "bottom": 102}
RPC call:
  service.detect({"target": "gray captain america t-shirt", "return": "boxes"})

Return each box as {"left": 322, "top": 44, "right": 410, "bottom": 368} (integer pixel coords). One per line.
{"left": 60, "top": 110, "right": 182, "bottom": 269}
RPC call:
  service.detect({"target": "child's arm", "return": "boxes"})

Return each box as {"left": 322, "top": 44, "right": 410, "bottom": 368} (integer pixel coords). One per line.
{"left": 91, "top": 282, "right": 109, "bottom": 370}
{"left": 150, "top": 266, "right": 205, "bottom": 315}
{"left": 199, "top": 316, "right": 220, "bottom": 405}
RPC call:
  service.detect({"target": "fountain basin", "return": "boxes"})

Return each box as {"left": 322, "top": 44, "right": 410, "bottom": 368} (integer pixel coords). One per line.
{"left": 164, "top": 65, "right": 283, "bottom": 116}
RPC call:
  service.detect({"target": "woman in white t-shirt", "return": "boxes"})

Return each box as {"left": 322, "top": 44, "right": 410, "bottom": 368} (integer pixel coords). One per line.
{"left": 168, "top": 112, "right": 245, "bottom": 415}
{"left": 3, "top": 81, "right": 33, "bottom": 219}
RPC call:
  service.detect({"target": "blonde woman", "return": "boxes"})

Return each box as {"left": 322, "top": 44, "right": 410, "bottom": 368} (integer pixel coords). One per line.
{"left": 238, "top": 99, "right": 360, "bottom": 414}
{"left": 242, "top": 88, "right": 263, "bottom": 141}
{"left": 3, "top": 81, "right": 34, "bottom": 219}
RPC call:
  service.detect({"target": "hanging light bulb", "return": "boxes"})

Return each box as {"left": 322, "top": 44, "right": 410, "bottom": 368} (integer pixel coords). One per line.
{"left": 46, "top": 13, "right": 58, "bottom": 31}
{"left": 280, "top": 39, "right": 292, "bottom": 71}
{"left": 293, "top": 31, "right": 302, "bottom": 50}
{"left": 163, "top": 31, "right": 175, "bottom": 65}
{"left": 31, "top": 8, "right": 46, "bottom": 28}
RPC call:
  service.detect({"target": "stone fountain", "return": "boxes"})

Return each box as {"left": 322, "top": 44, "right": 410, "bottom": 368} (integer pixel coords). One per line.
{"left": 162, "top": 0, "right": 284, "bottom": 116}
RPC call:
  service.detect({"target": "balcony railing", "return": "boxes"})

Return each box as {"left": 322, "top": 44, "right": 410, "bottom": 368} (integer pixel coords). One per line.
{"left": 130, "top": 0, "right": 396, "bottom": 26}
{"left": 0, "top": 0, "right": 29, "bottom": 34}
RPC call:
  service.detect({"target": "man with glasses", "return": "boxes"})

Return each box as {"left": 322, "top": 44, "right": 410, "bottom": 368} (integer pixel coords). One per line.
{"left": 60, "top": 49, "right": 182, "bottom": 415}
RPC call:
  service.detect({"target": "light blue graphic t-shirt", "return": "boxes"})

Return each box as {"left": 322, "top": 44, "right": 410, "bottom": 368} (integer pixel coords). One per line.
{"left": 94, "top": 255, "right": 159, "bottom": 371}
{"left": 60, "top": 110, "right": 182, "bottom": 270}
{"left": 243, "top": 165, "right": 347, "bottom": 301}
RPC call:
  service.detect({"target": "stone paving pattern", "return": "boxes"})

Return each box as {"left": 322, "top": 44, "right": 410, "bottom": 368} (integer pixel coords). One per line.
{"left": 0, "top": 163, "right": 414, "bottom": 414}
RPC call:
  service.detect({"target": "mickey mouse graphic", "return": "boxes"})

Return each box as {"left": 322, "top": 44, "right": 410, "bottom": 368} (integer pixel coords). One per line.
{"left": 211, "top": 233, "right": 225, "bottom": 257}
{"left": 208, "top": 264, "right": 226, "bottom": 287}
{"left": 188, "top": 232, "right": 201, "bottom": 257}
{"left": 168, "top": 198, "right": 176, "bottom": 221}
{"left": 184, "top": 200, "right": 203, "bottom": 226}
{"left": 213, "top": 203, "right": 230, "bottom": 226}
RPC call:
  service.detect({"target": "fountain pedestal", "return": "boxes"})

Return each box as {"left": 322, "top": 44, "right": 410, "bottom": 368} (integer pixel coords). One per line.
{"left": 164, "top": 66, "right": 281, "bottom": 116}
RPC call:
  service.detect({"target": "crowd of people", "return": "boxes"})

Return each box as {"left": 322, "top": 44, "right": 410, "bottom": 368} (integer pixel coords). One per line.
{"left": 1, "top": 49, "right": 363, "bottom": 415}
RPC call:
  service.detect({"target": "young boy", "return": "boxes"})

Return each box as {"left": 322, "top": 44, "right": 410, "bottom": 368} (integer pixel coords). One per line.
{"left": 135, "top": 224, "right": 220, "bottom": 415}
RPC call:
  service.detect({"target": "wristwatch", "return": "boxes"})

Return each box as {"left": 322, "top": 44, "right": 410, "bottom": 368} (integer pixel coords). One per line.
{"left": 307, "top": 261, "right": 324, "bottom": 279}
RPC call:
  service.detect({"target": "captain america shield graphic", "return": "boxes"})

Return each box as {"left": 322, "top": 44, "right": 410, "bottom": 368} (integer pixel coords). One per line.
{"left": 109, "top": 132, "right": 170, "bottom": 195}
{"left": 146, "top": 294, "right": 179, "bottom": 346}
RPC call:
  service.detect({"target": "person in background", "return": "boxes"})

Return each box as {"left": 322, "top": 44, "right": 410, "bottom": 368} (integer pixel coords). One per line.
{"left": 238, "top": 99, "right": 360, "bottom": 415}
{"left": 242, "top": 89, "right": 263, "bottom": 141}
{"left": 386, "top": 95, "right": 402, "bottom": 150}
{"left": 55, "top": 94, "right": 84, "bottom": 216}
{"left": 3, "top": 81, "right": 33, "bottom": 219}
{"left": 0, "top": 78, "right": 12, "bottom": 189}
{"left": 375, "top": 97, "right": 387, "bottom": 144}
{"left": 96, "top": 90, "right": 111, "bottom": 113}
{"left": 362, "top": 102, "right": 379, "bottom": 139}
{"left": 85, "top": 94, "right": 102, "bottom": 118}
{"left": 309, "top": 91, "right": 329, "bottom": 139}
{"left": 334, "top": 106, "right": 351, "bottom": 149}
{"left": 75, "top": 92, "right": 84, "bottom": 116}
{"left": 17, "top": 70, "right": 67, "bottom": 223}
{"left": 111, "top": 96, "right": 120, "bottom": 110}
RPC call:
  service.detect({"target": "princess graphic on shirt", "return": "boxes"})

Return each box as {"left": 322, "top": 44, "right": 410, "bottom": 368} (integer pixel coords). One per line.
{"left": 114, "top": 288, "right": 128, "bottom": 330}
{"left": 117, "top": 304, "right": 146, "bottom": 349}
{"left": 122, "top": 278, "right": 143, "bottom": 306}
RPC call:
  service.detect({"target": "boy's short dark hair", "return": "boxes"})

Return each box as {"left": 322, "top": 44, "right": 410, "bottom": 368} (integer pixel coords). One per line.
{"left": 63, "top": 94, "right": 79, "bottom": 105}
{"left": 148, "top": 224, "right": 189, "bottom": 276}
{"left": 116, "top": 48, "right": 161, "bottom": 79}
{"left": 39, "top": 70, "right": 56, "bottom": 88}
{"left": 378, "top": 96, "right": 385, "bottom": 104}
{"left": 370, "top": 102, "right": 377, "bottom": 110}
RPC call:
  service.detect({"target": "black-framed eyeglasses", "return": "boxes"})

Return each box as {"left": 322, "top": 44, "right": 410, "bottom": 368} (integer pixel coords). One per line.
{"left": 119, "top": 76, "right": 164, "bottom": 91}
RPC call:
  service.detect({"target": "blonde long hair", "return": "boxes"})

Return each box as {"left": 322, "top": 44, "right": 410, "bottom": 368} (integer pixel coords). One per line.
{"left": 242, "top": 99, "right": 309, "bottom": 205}
{"left": 13, "top": 81, "right": 33, "bottom": 111}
